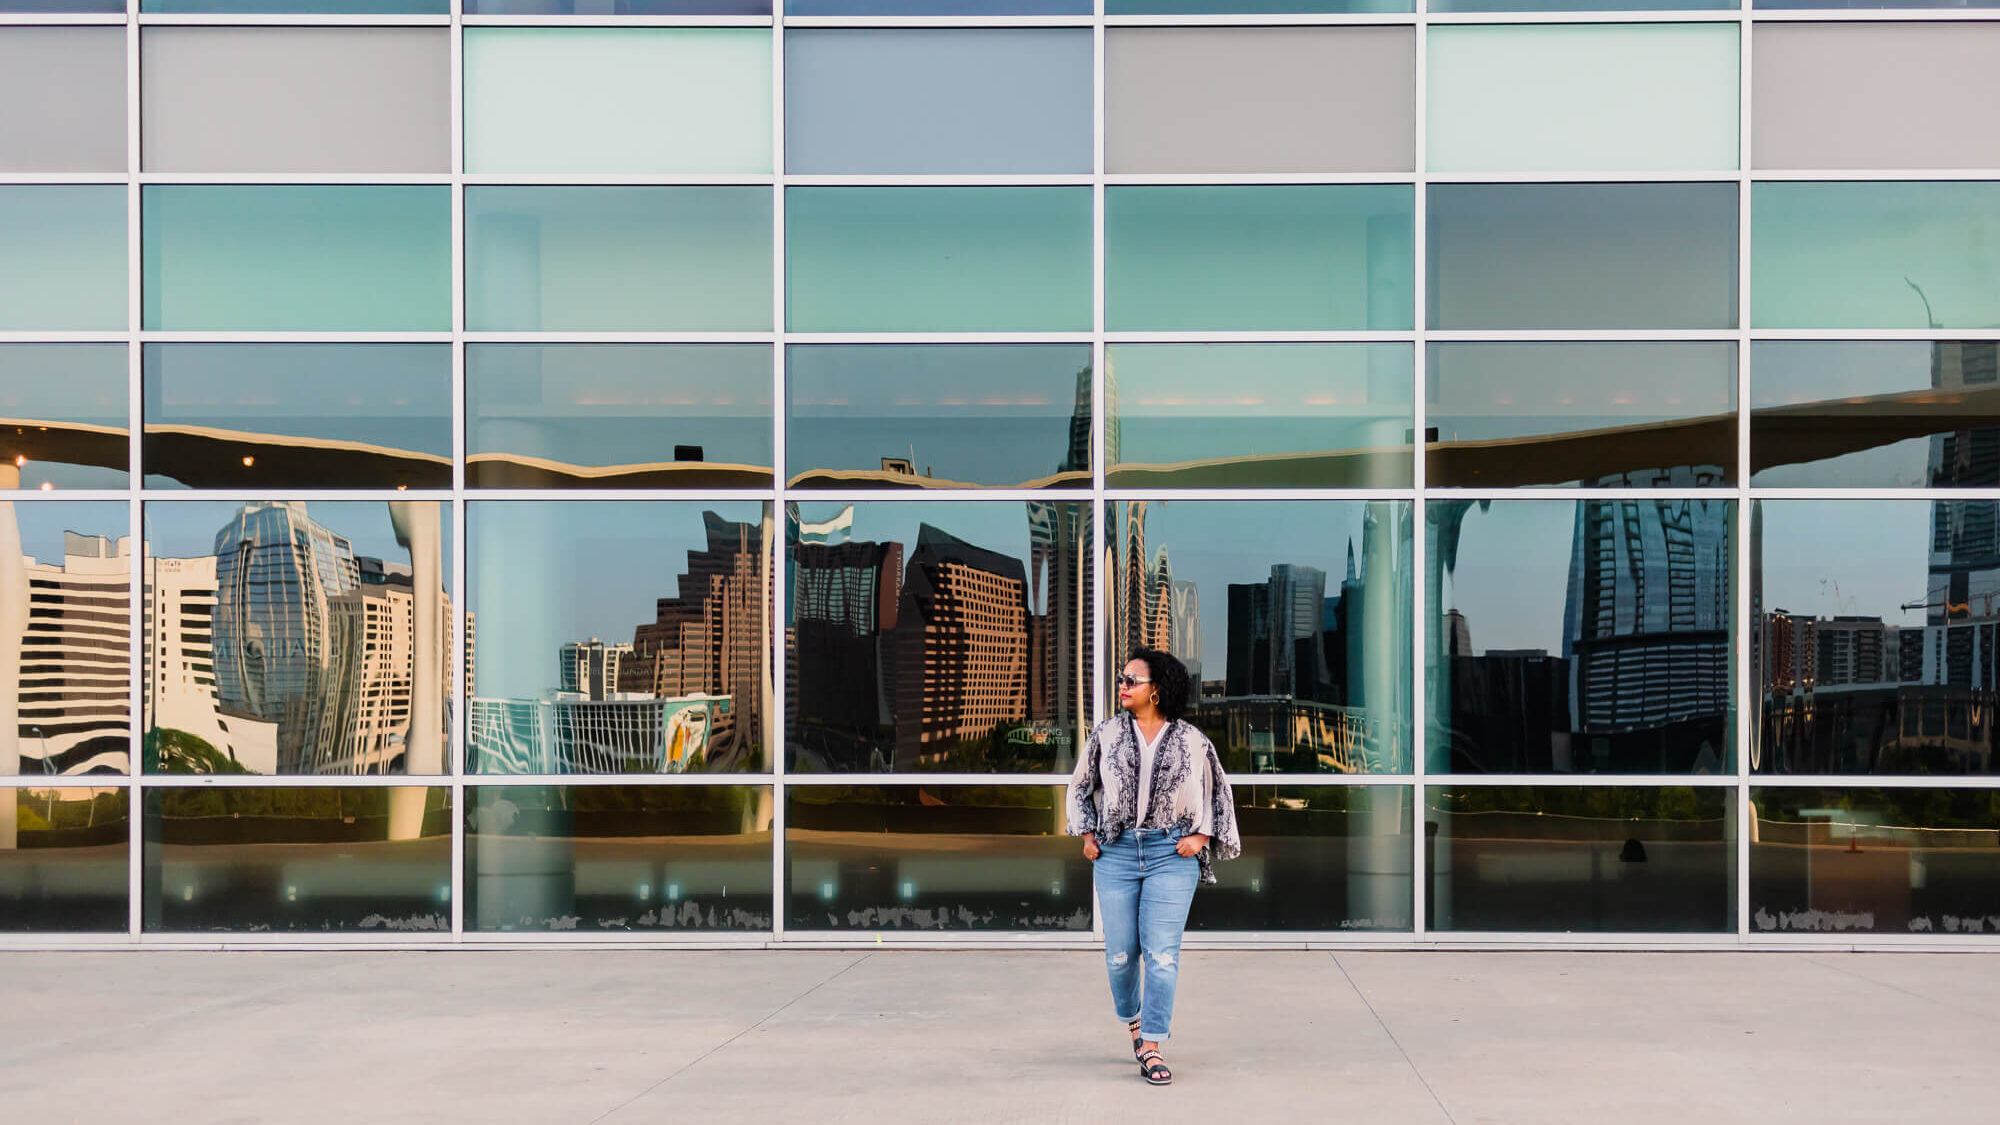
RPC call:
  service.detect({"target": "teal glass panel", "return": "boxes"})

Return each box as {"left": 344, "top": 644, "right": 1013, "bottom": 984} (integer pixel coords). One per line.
{"left": 0, "top": 186, "right": 125, "bottom": 331}
{"left": 1112, "top": 0, "right": 1409, "bottom": 9}
{"left": 466, "top": 186, "right": 772, "bottom": 332}
{"left": 142, "top": 186, "right": 449, "bottom": 331}
{"left": 1107, "top": 343, "right": 1414, "bottom": 488}
{"left": 466, "top": 785, "right": 773, "bottom": 933}
{"left": 144, "top": 2, "right": 448, "bottom": 11}
{"left": 1435, "top": 0, "right": 1730, "bottom": 11}
{"left": 786, "top": 187, "right": 1091, "bottom": 333}
{"left": 1753, "top": 182, "right": 2000, "bottom": 330}
{"left": 1105, "top": 186, "right": 1414, "bottom": 332}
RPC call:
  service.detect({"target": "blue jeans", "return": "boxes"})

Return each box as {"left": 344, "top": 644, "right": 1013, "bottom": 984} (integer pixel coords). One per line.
{"left": 1093, "top": 828, "right": 1199, "bottom": 1041}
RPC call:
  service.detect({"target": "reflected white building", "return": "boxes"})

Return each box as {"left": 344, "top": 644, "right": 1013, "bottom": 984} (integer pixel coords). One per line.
{"left": 469, "top": 692, "right": 730, "bottom": 774}
{"left": 19, "top": 533, "right": 133, "bottom": 775}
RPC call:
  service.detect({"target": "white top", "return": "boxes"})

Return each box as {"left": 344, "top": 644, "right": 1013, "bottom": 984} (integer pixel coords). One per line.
{"left": 1133, "top": 719, "right": 1169, "bottom": 826}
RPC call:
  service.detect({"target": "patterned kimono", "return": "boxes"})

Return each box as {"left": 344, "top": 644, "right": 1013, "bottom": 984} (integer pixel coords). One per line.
{"left": 1065, "top": 713, "right": 1241, "bottom": 885}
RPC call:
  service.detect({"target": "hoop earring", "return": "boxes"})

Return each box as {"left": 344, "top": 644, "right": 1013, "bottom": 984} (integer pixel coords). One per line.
{"left": 1149, "top": 691, "right": 1160, "bottom": 708}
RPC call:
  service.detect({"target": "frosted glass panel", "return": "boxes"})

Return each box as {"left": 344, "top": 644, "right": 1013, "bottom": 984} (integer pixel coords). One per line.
{"left": 466, "top": 186, "right": 773, "bottom": 332}
{"left": 1753, "top": 182, "right": 2000, "bottom": 330}
{"left": 786, "top": 187, "right": 1091, "bottom": 332}
{"left": 1105, "top": 185, "right": 1414, "bottom": 331}
{"left": 0, "top": 186, "right": 126, "bottom": 331}
{"left": 1429, "top": 25, "right": 1739, "bottom": 172}
{"left": 0, "top": 28, "right": 126, "bottom": 173}
{"left": 1754, "top": 24, "right": 2000, "bottom": 171}
{"left": 465, "top": 28, "right": 772, "bottom": 175}
{"left": 786, "top": 29, "right": 1092, "bottom": 174}
{"left": 143, "top": 186, "right": 450, "bottom": 331}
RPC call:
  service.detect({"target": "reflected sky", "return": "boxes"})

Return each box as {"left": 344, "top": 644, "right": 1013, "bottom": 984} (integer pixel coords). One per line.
{"left": 1758, "top": 500, "right": 1937, "bottom": 624}
{"left": 143, "top": 343, "right": 451, "bottom": 461}
{"left": 1752, "top": 341, "right": 1996, "bottom": 487}
{"left": 1428, "top": 342, "right": 1735, "bottom": 442}
{"left": 12, "top": 501, "right": 128, "bottom": 565}
{"left": 0, "top": 344, "right": 128, "bottom": 489}
{"left": 788, "top": 344, "right": 1087, "bottom": 486}
{"left": 469, "top": 500, "right": 764, "bottom": 700}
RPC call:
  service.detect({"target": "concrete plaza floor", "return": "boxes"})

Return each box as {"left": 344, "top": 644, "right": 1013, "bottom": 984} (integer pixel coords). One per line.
{"left": 3, "top": 948, "right": 1995, "bottom": 1124}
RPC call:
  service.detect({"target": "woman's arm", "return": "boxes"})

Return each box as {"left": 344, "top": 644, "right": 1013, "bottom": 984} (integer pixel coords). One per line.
{"left": 1063, "top": 721, "right": 1103, "bottom": 841}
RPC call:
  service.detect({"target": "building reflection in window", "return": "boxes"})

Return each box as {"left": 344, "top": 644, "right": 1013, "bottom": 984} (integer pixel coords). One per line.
{"left": 142, "top": 786, "right": 451, "bottom": 932}
{"left": 143, "top": 501, "right": 452, "bottom": 777}
{"left": 0, "top": 786, "right": 126, "bottom": 932}
{"left": 785, "top": 785, "right": 1088, "bottom": 931}
{"left": 786, "top": 501, "right": 1091, "bottom": 773}
{"left": 465, "top": 785, "right": 772, "bottom": 932}
{"left": 0, "top": 344, "right": 128, "bottom": 489}
{"left": 1427, "top": 786, "right": 1735, "bottom": 933}
{"left": 1111, "top": 500, "right": 1412, "bottom": 774}
{"left": 467, "top": 501, "right": 771, "bottom": 775}
{"left": 1752, "top": 341, "right": 2000, "bottom": 488}
{"left": 142, "top": 343, "right": 451, "bottom": 490}
{"left": 1429, "top": 499, "right": 1735, "bottom": 775}
{"left": 1756, "top": 500, "right": 1999, "bottom": 775}
{"left": 1189, "top": 784, "right": 1412, "bottom": 931}
{"left": 0, "top": 502, "right": 131, "bottom": 777}
{"left": 1750, "top": 787, "right": 2000, "bottom": 935}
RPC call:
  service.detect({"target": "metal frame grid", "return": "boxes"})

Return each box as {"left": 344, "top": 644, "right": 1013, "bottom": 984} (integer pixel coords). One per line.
{"left": 0, "top": 0, "right": 1996, "bottom": 951}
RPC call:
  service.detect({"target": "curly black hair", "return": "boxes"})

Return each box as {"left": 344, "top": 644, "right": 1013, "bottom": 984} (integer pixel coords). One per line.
{"left": 1128, "top": 648, "right": 1192, "bottom": 723}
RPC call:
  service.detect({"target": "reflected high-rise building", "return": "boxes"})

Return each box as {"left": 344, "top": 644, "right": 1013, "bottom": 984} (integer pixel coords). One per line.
{"left": 18, "top": 533, "right": 131, "bottom": 775}
{"left": 790, "top": 516, "right": 902, "bottom": 771}
{"left": 888, "top": 524, "right": 1030, "bottom": 769}
{"left": 620, "top": 510, "right": 768, "bottom": 766}
{"left": 1170, "top": 578, "right": 1202, "bottom": 702}
{"left": 1226, "top": 563, "right": 1326, "bottom": 699}
{"left": 559, "top": 638, "right": 631, "bottom": 702}
{"left": 1561, "top": 498, "right": 1731, "bottom": 740}
{"left": 1113, "top": 501, "right": 1173, "bottom": 661}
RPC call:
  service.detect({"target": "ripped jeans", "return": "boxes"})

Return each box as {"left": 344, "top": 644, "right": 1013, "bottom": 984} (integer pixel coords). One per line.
{"left": 1092, "top": 827, "right": 1200, "bottom": 1041}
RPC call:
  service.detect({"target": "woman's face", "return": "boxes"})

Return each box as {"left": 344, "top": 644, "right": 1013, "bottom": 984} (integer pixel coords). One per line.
{"left": 1118, "top": 658, "right": 1156, "bottom": 715}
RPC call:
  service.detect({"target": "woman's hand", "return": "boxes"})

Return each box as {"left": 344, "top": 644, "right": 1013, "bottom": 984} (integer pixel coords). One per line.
{"left": 1082, "top": 832, "right": 1101, "bottom": 861}
{"left": 1176, "top": 833, "right": 1209, "bottom": 858}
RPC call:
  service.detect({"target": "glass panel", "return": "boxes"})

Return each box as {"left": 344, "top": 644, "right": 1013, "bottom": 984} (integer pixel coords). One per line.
{"left": 468, "top": 501, "right": 771, "bottom": 775}
{"left": 467, "top": 344, "right": 772, "bottom": 489}
{"left": 145, "top": 1, "right": 447, "bottom": 10}
{"left": 0, "top": 186, "right": 125, "bottom": 331}
{"left": 1106, "top": 344, "right": 1413, "bottom": 488}
{"left": 465, "top": 186, "right": 772, "bottom": 332}
{"left": 1, "top": 1, "right": 125, "bottom": 10}
{"left": 1106, "top": 28, "right": 1413, "bottom": 174}
{"left": 141, "top": 28, "right": 448, "bottom": 174}
{"left": 0, "top": 28, "right": 126, "bottom": 173}
{"left": 1433, "top": 0, "right": 1733, "bottom": 14}
{"left": 1757, "top": 0, "right": 2000, "bottom": 11}
{"left": 1429, "top": 183, "right": 1737, "bottom": 330}
{"left": 8, "top": 503, "right": 132, "bottom": 776}
{"left": 1751, "top": 341, "right": 2000, "bottom": 488}
{"left": 1426, "top": 786, "right": 1736, "bottom": 933}
{"left": 1189, "top": 785, "right": 1413, "bottom": 932}
{"left": 1752, "top": 182, "right": 2000, "bottom": 331}
{"left": 1427, "top": 342, "right": 1737, "bottom": 488}
{"left": 0, "top": 787, "right": 127, "bottom": 932}
{"left": 143, "top": 344, "right": 452, "bottom": 491}
{"left": 786, "top": 344, "right": 1091, "bottom": 489}
{"left": 789, "top": 0, "right": 1090, "bottom": 12}
{"left": 143, "top": 501, "right": 454, "bottom": 777}
{"left": 468, "top": 1, "right": 769, "bottom": 12}
{"left": 142, "top": 786, "right": 452, "bottom": 933}
{"left": 786, "top": 187, "right": 1091, "bottom": 333}
{"left": 1429, "top": 500, "right": 1736, "bottom": 775}
{"left": 785, "top": 785, "right": 1089, "bottom": 931}
{"left": 466, "top": 785, "right": 773, "bottom": 932}
{"left": 787, "top": 30, "right": 1091, "bottom": 175}
{"left": 1755, "top": 25, "right": 2000, "bottom": 171}
{"left": 1750, "top": 788, "right": 2000, "bottom": 935}
{"left": 1110, "top": 0, "right": 1412, "bottom": 11}
{"left": 465, "top": 28, "right": 770, "bottom": 175}
{"left": 0, "top": 345, "right": 129, "bottom": 489}
{"left": 1428, "top": 25, "right": 1738, "bottom": 173}
{"left": 787, "top": 501, "right": 1091, "bottom": 773}
{"left": 1112, "top": 501, "right": 1413, "bottom": 774}
{"left": 142, "top": 185, "right": 449, "bottom": 331}
{"left": 1755, "top": 500, "right": 2000, "bottom": 776}
{"left": 1106, "top": 185, "right": 1414, "bottom": 332}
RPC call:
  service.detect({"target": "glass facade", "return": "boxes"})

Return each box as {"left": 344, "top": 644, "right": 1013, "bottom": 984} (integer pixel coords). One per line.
{"left": 3, "top": 3, "right": 1996, "bottom": 949}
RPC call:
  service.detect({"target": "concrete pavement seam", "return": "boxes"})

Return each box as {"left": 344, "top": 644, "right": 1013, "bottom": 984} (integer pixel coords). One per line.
{"left": 584, "top": 952, "right": 875, "bottom": 1125}
{"left": 1330, "top": 954, "right": 1461, "bottom": 1125}
{"left": 1804, "top": 955, "right": 2000, "bottom": 1026}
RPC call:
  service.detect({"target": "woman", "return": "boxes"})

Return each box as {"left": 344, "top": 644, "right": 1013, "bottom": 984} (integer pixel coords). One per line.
{"left": 1066, "top": 648, "right": 1239, "bottom": 1086}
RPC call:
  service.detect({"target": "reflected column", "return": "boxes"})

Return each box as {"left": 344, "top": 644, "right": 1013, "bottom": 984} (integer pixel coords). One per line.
{"left": 0, "top": 465, "right": 22, "bottom": 849}
{"left": 388, "top": 500, "right": 443, "bottom": 841}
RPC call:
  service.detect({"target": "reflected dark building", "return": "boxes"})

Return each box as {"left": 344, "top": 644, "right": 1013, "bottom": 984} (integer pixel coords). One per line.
{"left": 619, "top": 510, "right": 769, "bottom": 770}
{"left": 888, "top": 525, "right": 1031, "bottom": 770}
{"left": 789, "top": 506, "right": 903, "bottom": 772}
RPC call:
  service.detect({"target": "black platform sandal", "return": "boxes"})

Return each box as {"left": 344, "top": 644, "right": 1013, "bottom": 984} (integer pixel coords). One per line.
{"left": 1127, "top": 1018, "right": 1144, "bottom": 1059}
{"left": 1137, "top": 1049, "right": 1172, "bottom": 1086}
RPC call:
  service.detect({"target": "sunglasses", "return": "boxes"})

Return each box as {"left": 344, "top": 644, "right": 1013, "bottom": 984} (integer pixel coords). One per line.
{"left": 1117, "top": 673, "right": 1152, "bottom": 688}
